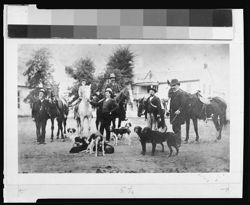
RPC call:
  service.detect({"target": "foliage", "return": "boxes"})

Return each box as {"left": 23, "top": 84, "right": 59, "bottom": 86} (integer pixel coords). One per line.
{"left": 65, "top": 57, "right": 95, "bottom": 97}
{"left": 23, "top": 48, "right": 57, "bottom": 104}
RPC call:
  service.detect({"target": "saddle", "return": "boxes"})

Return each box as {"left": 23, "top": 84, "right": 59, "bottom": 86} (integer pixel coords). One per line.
{"left": 196, "top": 92, "right": 211, "bottom": 105}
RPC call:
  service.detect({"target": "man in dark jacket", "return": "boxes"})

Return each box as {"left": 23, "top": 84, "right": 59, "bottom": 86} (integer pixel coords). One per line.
{"left": 89, "top": 88, "right": 119, "bottom": 141}
{"left": 168, "top": 79, "right": 188, "bottom": 147}
{"left": 144, "top": 85, "right": 163, "bottom": 131}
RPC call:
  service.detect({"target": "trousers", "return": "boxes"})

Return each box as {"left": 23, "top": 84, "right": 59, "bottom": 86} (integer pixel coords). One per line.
{"left": 172, "top": 123, "right": 182, "bottom": 145}
{"left": 100, "top": 112, "right": 112, "bottom": 141}
{"left": 147, "top": 113, "right": 157, "bottom": 130}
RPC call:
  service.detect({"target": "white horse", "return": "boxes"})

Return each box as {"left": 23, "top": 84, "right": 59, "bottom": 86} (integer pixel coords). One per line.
{"left": 75, "top": 85, "right": 93, "bottom": 135}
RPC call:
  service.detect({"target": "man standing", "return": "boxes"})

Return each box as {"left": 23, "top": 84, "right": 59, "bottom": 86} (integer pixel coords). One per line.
{"left": 105, "top": 73, "right": 127, "bottom": 121}
{"left": 144, "top": 85, "right": 163, "bottom": 131}
{"left": 32, "top": 88, "right": 48, "bottom": 144}
{"left": 89, "top": 88, "right": 119, "bottom": 141}
{"left": 168, "top": 79, "right": 187, "bottom": 147}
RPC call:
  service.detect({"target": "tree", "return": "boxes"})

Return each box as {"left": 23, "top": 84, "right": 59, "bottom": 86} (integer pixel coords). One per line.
{"left": 23, "top": 48, "right": 57, "bottom": 104}
{"left": 105, "top": 46, "right": 135, "bottom": 87}
{"left": 65, "top": 57, "right": 95, "bottom": 97}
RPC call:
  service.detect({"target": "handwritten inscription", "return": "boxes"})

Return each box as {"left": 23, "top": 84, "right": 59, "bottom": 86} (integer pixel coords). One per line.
{"left": 120, "top": 185, "right": 134, "bottom": 195}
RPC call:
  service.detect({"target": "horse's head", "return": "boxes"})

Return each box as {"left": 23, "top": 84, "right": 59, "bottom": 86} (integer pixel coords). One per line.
{"left": 137, "top": 97, "right": 146, "bottom": 117}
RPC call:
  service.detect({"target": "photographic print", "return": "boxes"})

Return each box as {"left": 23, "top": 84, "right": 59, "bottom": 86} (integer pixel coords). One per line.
{"left": 4, "top": 7, "right": 244, "bottom": 201}
{"left": 17, "top": 43, "right": 230, "bottom": 173}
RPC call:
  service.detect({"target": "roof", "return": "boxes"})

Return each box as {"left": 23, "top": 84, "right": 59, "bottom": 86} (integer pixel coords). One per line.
{"left": 133, "top": 68, "right": 211, "bottom": 85}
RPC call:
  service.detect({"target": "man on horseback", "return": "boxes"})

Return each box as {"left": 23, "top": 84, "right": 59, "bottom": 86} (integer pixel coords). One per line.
{"left": 105, "top": 73, "right": 127, "bottom": 121}
{"left": 145, "top": 85, "right": 164, "bottom": 131}
{"left": 168, "top": 79, "right": 187, "bottom": 147}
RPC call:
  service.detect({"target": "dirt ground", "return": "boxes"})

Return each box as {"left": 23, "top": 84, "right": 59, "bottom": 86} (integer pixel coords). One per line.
{"left": 18, "top": 116, "right": 230, "bottom": 173}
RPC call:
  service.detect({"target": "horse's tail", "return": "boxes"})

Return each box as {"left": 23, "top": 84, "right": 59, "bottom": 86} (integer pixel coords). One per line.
{"left": 222, "top": 106, "right": 228, "bottom": 126}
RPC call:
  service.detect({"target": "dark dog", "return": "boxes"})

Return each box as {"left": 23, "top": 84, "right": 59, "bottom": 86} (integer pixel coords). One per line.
{"left": 134, "top": 126, "right": 179, "bottom": 156}
{"left": 69, "top": 136, "right": 89, "bottom": 153}
{"left": 110, "top": 122, "right": 132, "bottom": 145}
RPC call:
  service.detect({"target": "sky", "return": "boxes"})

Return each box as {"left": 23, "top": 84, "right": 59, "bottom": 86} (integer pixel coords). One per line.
{"left": 18, "top": 44, "right": 229, "bottom": 95}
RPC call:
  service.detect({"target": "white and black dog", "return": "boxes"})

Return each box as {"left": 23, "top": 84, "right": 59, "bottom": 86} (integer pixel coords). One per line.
{"left": 110, "top": 122, "right": 132, "bottom": 146}
{"left": 87, "top": 132, "right": 105, "bottom": 157}
{"left": 65, "top": 128, "right": 77, "bottom": 142}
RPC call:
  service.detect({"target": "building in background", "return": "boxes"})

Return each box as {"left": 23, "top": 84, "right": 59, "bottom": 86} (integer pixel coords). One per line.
{"left": 132, "top": 64, "right": 229, "bottom": 118}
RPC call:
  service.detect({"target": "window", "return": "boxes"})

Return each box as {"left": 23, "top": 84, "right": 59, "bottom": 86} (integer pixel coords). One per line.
{"left": 18, "top": 90, "right": 20, "bottom": 109}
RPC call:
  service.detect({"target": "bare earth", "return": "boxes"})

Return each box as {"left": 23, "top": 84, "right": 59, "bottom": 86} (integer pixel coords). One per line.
{"left": 18, "top": 116, "right": 230, "bottom": 173}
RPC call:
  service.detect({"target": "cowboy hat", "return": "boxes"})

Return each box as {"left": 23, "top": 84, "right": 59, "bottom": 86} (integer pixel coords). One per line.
{"left": 105, "top": 88, "right": 113, "bottom": 95}
{"left": 170, "top": 79, "right": 180, "bottom": 87}
{"left": 148, "top": 85, "right": 157, "bottom": 93}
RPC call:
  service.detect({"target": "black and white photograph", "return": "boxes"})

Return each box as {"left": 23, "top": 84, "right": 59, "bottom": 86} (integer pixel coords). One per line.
{"left": 17, "top": 44, "right": 230, "bottom": 173}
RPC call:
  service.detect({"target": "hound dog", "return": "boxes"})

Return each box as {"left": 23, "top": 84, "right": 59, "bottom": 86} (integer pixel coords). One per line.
{"left": 86, "top": 132, "right": 105, "bottom": 157}
{"left": 134, "top": 126, "right": 179, "bottom": 157}
{"left": 65, "top": 128, "right": 77, "bottom": 142}
{"left": 110, "top": 122, "right": 132, "bottom": 145}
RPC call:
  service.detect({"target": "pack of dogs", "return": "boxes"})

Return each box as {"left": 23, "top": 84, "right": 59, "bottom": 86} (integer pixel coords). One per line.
{"left": 65, "top": 122, "right": 179, "bottom": 157}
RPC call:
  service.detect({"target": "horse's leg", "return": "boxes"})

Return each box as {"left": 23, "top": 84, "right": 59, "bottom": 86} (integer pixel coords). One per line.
{"left": 58, "top": 118, "right": 64, "bottom": 139}
{"left": 185, "top": 118, "right": 190, "bottom": 143}
{"left": 217, "top": 115, "right": 223, "bottom": 140}
{"left": 63, "top": 117, "right": 67, "bottom": 135}
{"left": 56, "top": 118, "right": 60, "bottom": 139}
{"left": 118, "top": 118, "right": 122, "bottom": 128}
{"left": 212, "top": 114, "right": 220, "bottom": 140}
{"left": 51, "top": 118, "right": 54, "bottom": 141}
{"left": 192, "top": 118, "right": 200, "bottom": 142}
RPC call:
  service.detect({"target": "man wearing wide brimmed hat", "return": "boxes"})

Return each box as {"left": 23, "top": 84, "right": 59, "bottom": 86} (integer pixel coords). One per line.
{"left": 89, "top": 88, "right": 119, "bottom": 141}
{"left": 144, "top": 85, "right": 164, "bottom": 131}
{"left": 168, "top": 79, "right": 187, "bottom": 147}
{"left": 105, "top": 73, "right": 122, "bottom": 98}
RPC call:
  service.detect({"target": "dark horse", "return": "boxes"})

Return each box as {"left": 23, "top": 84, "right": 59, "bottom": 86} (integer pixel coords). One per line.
{"left": 32, "top": 97, "right": 69, "bottom": 143}
{"left": 47, "top": 97, "right": 69, "bottom": 141}
{"left": 168, "top": 88, "right": 227, "bottom": 142}
{"left": 136, "top": 97, "right": 166, "bottom": 129}
{"left": 111, "top": 87, "right": 131, "bottom": 128}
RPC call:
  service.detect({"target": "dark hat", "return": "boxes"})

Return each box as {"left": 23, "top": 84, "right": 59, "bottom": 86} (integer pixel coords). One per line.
{"left": 148, "top": 85, "right": 157, "bottom": 93}
{"left": 170, "top": 79, "right": 180, "bottom": 87}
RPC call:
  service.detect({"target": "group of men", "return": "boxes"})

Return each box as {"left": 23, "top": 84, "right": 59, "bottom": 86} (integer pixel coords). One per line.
{"left": 33, "top": 73, "right": 186, "bottom": 146}
{"left": 68, "top": 73, "right": 126, "bottom": 142}
{"left": 143, "top": 78, "right": 186, "bottom": 147}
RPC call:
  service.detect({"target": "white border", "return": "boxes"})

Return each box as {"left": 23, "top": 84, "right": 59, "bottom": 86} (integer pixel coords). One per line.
{"left": 4, "top": 10, "right": 244, "bottom": 202}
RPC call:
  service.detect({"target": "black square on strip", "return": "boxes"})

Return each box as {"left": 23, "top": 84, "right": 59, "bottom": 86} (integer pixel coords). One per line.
{"left": 189, "top": 9, "right": 213, "bottom": 27}
{"left": 213, "top": 9, "right": 232, "bottom": 27}
{"left": 51, "top": 26, "right": 74, "bottom": 38}
{"left": 8, "top": 25, "right": 28, "bottom": 38}
{"left": 28, "top": 25, "right": 51, "bottom": 38}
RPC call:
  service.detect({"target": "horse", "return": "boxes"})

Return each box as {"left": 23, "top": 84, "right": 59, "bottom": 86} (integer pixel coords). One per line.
{"left": 167, "top": 88, "right": 228, "bottom": 142}
{"left": 112, "top": 86, "right": 132, "bottom": 128}
{"left": 75, "top": 86, "right": 93, "bottom": 135}
{"left": 46, "top": 97, "right": 69, "bottom": 141}
{"left": 32, "top": 99, "right": 50, "bottom": 144}
{"left": 136, "top": 96, "right": 167, "bottom": 130}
